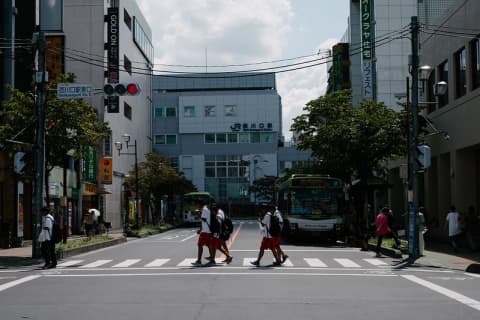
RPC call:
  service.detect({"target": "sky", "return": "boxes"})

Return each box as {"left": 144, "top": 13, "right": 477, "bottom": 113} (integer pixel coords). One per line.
{"left": 136, "top": 0, "right": 350, "bottom": 140}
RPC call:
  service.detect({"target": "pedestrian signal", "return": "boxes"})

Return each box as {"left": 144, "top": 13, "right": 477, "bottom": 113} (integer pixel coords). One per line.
{"left": 416, "top": 144, "right": 431, "bottom": 169}
{"left": 103, "top": 83, "right": 141, "bottom": 96}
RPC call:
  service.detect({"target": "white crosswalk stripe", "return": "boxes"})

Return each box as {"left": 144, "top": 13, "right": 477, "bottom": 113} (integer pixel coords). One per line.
{"left": 57, "top": 260, "right": 83, "bottom": 267}
{"left": 80, "top": 260, "right": 112, "bottom": 268}
{"left": 54, "top": 256, "right": 393, "bottom": 269}
{"left": 112, "top": 259, "right": 141, "bottom": 268}
{"left": 304, "top": 258, "right": 328, "bottom": 267}
{"left": 334, "top": 258, "right": 361, "bottom": 268}
{"left": 144, "top": 259, "right": 170, "bottom": 267}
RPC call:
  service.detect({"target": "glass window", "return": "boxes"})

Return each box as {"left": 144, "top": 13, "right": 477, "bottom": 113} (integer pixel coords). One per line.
{"left": 124, "top": 9, "right": 132, "bottom": 30}
{"left": 227, "top": 133, "right": 238, "bottom": 143}
{"left": 166, "top": 135, "right": 177, "bottom": 144}
{"left": 154, "top": 135, "right": 165, "bottom": 145}
{"left": 224, "top": 105, "right": 236, "bottom": 116}
{"left": 166, "top": 107, "right": 176, "bottom": 117}
{"left": 427, "top": 70, "right": 436, "bottom": 114}
{"left": 250, "top": 133, "right": 260, "bottom": 143}
{"left": 205, "top": 168, "right": 215, "bottom": 177}
{"left": 103, "top": 131, "right": 112, "bottom": 157}
{"left": 438, "top": 61, "right": 449, "bottom": 108}
{"left": 228, "top": 167, "right": 238, "bottom": 177}
{"left": 472, "top": 37, "right": 480, "bottom": 89}
{"left": 239, "top": 133, "right": 250, "bottom": 143}
{"left": 216, "top": 133, "right": 226, "bottom": 144}
{"left": 124, "top": 55, "right": 132, "bottom": 75}
{"left": 455, "top": 48, "right": 467, "bottom": 98}
{"left": 184, "top": 106, "right": 195, "bottom": 117}
{"left": 154, "top": 107, "right": 164, "bottom": 118}
{"left": 205, "top": 133, "right": 215, "bottom": 144}
{"left": 124, "top": 102, "right": 132, "bottom": 120}
{"left": 216, "top": 167, "right": 227, "bottom": 177}
{"left": 205, "top": 155, "right": 215, "bottom": 161}
{"left": 260, "top": 133, "right": 273, "bottom": 143}
{"left": 204, "top": 105, "right": 216, "bottom": 117}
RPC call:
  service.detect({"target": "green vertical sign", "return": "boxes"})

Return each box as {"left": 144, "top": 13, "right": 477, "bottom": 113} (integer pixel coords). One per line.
{"left": 84, "top": 146, "right": 97, "bottom": 182}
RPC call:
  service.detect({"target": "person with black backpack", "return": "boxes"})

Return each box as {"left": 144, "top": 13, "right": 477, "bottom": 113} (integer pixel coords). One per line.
{"left": 273, "top": 206, "right": 288, "bottom": 264}
{"left": 213, "top": 206, "right": 233, "bottom": 264}
{"left": 37, "top": 207, "right": 57, "bottom": 269}
{"left": 251, "top": 203, "right": 281, "bottom": 267}
{"left": 191, "top": 199, "right": 215, "bottom": 266}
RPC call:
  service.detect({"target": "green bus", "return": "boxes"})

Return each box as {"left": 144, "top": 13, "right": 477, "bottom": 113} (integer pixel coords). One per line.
{"left": 182, "top": 192, "right": 215, "bottom": 224}
{"left": 276, "top": 174, "right": 346, "bottom": 239}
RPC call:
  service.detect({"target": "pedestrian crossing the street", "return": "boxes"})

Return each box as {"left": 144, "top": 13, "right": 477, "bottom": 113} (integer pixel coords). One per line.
{"left": 54, "top": 256, "right": 394, "bottom": 270}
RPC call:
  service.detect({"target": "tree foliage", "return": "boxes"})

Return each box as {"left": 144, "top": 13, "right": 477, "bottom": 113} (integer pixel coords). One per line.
{"left": 249, "top": 176, "right": 277, "bottom": 203}
{"left": 291, "top": 90, "right": 406, "bottom": 182}
{"left": 123, "top": 152, "right": 196, "bottom": 224}
{"left": 0, "top": 73, "right": 110, "bottom": 202}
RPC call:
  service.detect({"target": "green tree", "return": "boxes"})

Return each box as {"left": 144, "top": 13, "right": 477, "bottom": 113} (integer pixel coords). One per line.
{"left": 249, "top": 175, "right": 277, "bottom": 203}
{"left": 0, "top": 73, "right": 110, "bottom": 203}
{"left": 291, "top": 90, "right": 405, "bottom": 245}
{"left": 123, "top": 152, "right": 196, "bottom": 225}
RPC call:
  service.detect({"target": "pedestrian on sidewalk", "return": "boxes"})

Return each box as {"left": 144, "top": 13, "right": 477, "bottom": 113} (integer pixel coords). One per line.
{"left": 38, "top": 207, "right": 57, "bottom": 269}
{"left": 375, "top": 207, "right": 391, "bottom": 257}
{"left": 417, "top": 207, "right": 427, "bottom": 256}
{"left": 446, "top": 205, "right": 461, "bottom": 252}
{"left": 251, "top": 203, "right": 281, "bottom": 267}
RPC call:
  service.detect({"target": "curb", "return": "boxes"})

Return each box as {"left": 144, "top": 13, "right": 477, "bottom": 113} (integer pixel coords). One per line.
{"left": 56, "top": 237, "right": 127, "bottom": 260}
{"left": 368, "top": 243, "right": 403, "bottom": 258}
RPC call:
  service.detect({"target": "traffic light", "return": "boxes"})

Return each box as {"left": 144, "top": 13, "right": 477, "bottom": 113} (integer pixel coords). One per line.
{"left": 416, "top": 144, "right": 431, "bottom": 169}
{"left": 103, "top": 83, "right": 141, "bottom": 96}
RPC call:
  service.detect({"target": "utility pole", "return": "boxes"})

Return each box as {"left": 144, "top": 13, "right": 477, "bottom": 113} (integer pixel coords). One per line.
{"left": 408, "top": 16, "right": 419, "bottom": 264}
{"left": 32, "top": 31, "right": 47, "bottom": 258}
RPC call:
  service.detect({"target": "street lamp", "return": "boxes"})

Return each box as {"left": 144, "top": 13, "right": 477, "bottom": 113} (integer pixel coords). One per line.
{"left": 115, "top": 134, "right": 139, "bottom": 227}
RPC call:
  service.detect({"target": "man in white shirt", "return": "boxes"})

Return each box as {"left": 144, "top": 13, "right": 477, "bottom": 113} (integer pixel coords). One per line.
{"left": 192, "top": 200, "right": 213, "bottom": 266}
{"left": 251, "top": 204, "right": 281, "bottom": 267}
{"left": 38, "top": 207, "right": 57, "bottom": 269}
{"left": 446, "top": 205, "right": 461, "bottom": 252}
{"left": 273, "top": 207, "right": 288, "bottom": 263}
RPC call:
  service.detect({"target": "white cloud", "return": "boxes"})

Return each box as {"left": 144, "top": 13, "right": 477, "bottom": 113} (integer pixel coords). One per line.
{"left": 136, "top": 1, "right": 341, "bottom": 140}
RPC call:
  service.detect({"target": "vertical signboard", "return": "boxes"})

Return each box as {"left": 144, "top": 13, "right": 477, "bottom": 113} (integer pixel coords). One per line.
{"left": 17, "top": 182, "right": 24, "bottom": 238}
{"left": 84, "top": 146, "right": 97, "bottom": 182}
{"left": 361, "top": 0, "right": 373, "bottom": 99}
{"left": 107, "top": 7, "right": 120, "bottom": 113}
{"left": 100, "top": 157, "right": 113, "bottom": 185}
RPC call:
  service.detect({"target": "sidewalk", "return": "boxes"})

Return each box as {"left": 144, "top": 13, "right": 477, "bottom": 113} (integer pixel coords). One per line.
{"left": 0, "top": 231, "right": 126, "bottom": 268}
{"left": 413, "top": 242, "right": 480, "bottom": 272}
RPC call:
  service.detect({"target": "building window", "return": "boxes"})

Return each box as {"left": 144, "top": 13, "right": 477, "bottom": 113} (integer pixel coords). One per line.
{"left": 216, "top": 133, "right": 226, "bottom": 144}
{"left": 224, "top": 105, "right": 236, "bottom": 116}
{"left": 154, "top": 134, "right": 176, "bottom": 145}
{"left": 124, "top": 9, "right": 132, "bottom": 30}
{"left": 471, "top": 37, "right": 480, "bottom": 90}
{"left": 166, "top": 135, "right": 177, "bottom": 144}
{"left": 227, "top": 133, "right": 238, "bottom": 143}
{"left": 204, "top": 105, "right": 216, "bottom": 117}
{"left": 154, "top": 106, "right": 164, "bottom": 118}
{"left": 124, "top": 102, "right": 132, "bottom": 120}
{"left": 250, "top": 133, "right": 260, "bottom": 143}
{"left": 205, "top": 133, "right": 215, "bottom": 144}
{"left": 154, "top": 135, "right": 165, "bottom": 145}
{"left": 455, "top": 47, "right": 467, "bottom": 98}
{"left": 438, "top": 60, "right": 449, "bottom": 108}
{"left": 426, "top": 70, "right": 436, "bottom": 114}
{"left": 239, "top": 133, "right": 250, "bottom": 143}
{"left": 260, "top": 132, "right": 273, "bottom": 143}
{"left": 124, "top": 55, "right": 132, "bottom": 75}
{"left": 166, "top": 107, "right": 176, "bottom": 117}
{"left": 184, "top": 106, "right": 195, "bottom": 117}
{"left": 103, "top": 131, "right": 112, "bottom": 157}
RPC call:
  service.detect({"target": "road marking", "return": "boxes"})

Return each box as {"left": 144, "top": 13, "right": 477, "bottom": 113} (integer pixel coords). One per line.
{"left": 230, "top": 249, "right": 359, "bottom": 252}
{"left": 0, "top": 275, "right": 41, "bottom": 292}
{"left": 181, "top": 233, "right": 198, "bottom": 242}
{"left": 44, "top": 272, "right": 397, "bottom": 278}
{"left": 80, "top": 260, "right": 112, "bottom": 268}
{"left": 282, "top": 258, "right": 294, "bottom": 267}
{"left": 363, "top": 258, "right": 388, "bottom": 266}
{"left": 334, "top": 258, "right": 361, "bottom": 268}
{"left": 57, "top": 260, "right": 83, "bottom": 267}
{"left": 243, "top": 258, "right": 257, "bottom": 266}
{"left": 177, "top": 258, "right": 198, "bottom": 267}
{"left": 112, "top": 259, "right": 141, "bottom": 268}
{"left": 144, "top": 259, "right": 170, "bottom": 267}
{"left": 402, "top": 275, "right": 480, "bottom": 311}
{"left": 304, "top": 258, "right": 327, "bottom": 267}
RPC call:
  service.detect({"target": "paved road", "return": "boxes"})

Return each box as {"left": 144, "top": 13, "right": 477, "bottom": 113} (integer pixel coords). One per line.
{"left": 1, "top": 221, "right": 479, "bottom": 320}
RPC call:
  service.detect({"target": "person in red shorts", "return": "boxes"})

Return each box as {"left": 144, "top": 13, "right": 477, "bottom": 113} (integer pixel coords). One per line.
{"left": 192, "top": 199, "right": 213, "bottom": 266}
{"left": 210, "top": 205, "right": 233, "bottom": 264}
{"left": 251, "top": 203, "right": 281, "bottom": 267}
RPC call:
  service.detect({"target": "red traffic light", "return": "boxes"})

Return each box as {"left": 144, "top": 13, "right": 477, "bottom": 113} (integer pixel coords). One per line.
{"left": 103, "top": 83, "right": 141, "bottom": 96}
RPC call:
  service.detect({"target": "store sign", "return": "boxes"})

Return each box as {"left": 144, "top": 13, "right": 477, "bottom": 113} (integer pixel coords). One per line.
{"left": 230, "top": 122, "right": 273, "bottom": 132}
{"left": 100, "top": 157, "right": 113, "bottom": 185}
{"left": 363, "top": 61, "right": 373, "bottom": 99}
{"left": 84, "top": 146, "right": 97, "bottom": 182}
{"left": 107, "top": 7, "right": 120, "bottom": 113}
{"left": 361, "top": 0, "right": 372, "bottom": 60}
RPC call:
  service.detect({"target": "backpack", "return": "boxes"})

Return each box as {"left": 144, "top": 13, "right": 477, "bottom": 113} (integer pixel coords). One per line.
{"left": 220, "top": 217, "right": 234, "bottom": 241}
{"left": 269, "top": 214, "right": 282, "bottom": 237}
{"left": 48, "top": 217, "right": 62, "bottom": 244}
{"left": 208, "top": 212, "right": 221, "bottom": 234}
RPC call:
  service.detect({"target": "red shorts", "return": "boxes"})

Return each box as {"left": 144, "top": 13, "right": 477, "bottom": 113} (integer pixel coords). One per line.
{"left": 211, "top": 237, "right": 222, "bottom": 249}
{"left": 260, "top": 237, "right": 274, "bottom": 250}
{"left": 272, "top": 236, "right": 281, "bottom": 247}
{"left": 197, "top": 232, "right": 212, "bottom": 247}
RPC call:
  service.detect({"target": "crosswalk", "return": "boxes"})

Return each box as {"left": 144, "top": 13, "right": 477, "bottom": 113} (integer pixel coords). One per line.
{"left": 54, "top": 257, "right": 393, "bottom": 269}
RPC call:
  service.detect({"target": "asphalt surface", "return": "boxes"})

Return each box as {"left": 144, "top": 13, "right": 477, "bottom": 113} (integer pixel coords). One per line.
{"left": 0, "top": 221, "right": 479, "bottom": 320}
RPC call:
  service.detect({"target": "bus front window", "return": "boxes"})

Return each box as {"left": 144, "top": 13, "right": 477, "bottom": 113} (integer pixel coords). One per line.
{"left": 290, "top": 189, "right": 339, "bottom": 216}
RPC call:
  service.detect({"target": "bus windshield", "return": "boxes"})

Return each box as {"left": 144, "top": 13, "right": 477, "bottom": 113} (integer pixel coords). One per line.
{"left": 290, "top": 188, "right": 340, "bottom": 217}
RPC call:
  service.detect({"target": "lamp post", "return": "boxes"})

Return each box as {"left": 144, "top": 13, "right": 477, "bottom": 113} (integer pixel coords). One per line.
{"left": 115, "top": 134, "right": 139, "bottom": 227}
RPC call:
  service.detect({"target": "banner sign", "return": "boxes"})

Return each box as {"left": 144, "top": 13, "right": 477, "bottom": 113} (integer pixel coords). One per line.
{"left": 361, "top": 0, "right": 372, "bottom": 60}
{"left": 107, "top": 7, "right": 120, "bottom": 113}
{"left": 84, "top": 146, "right": 97, "bottom": 182}
{"left": 100, "top": 157, "right": 113, "bottom": 185}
